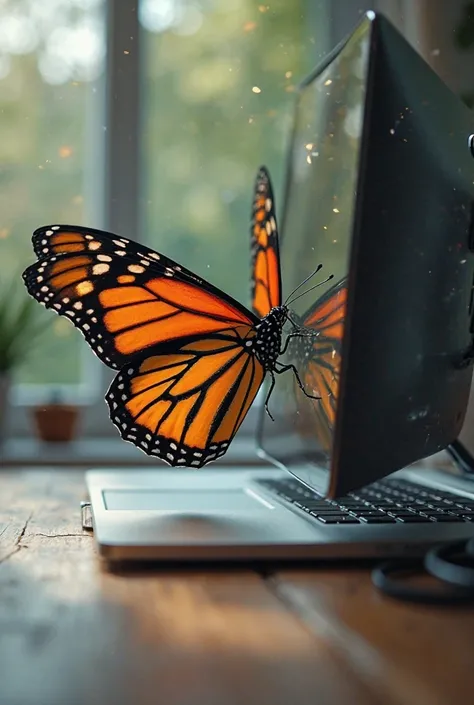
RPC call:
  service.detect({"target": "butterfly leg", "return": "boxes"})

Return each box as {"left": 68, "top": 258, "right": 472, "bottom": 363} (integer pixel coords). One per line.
{"left": 264, "top": 372, "right": 276, "bottom": 421}
{"left": 279, "top": 329, "right": 312, "bottom": 356}
{"left": 275, "top": 362, "right": 320, "bottom": 400}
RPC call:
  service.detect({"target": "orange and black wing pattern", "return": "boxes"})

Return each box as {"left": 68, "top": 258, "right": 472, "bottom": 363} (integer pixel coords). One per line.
{"left": 251, "top": 167, "right": 282, "bottom": 318}
{"left": 291, "top": 278, "right": 347, "bottom": 449}
{"left": 106, "top": 331, "right": 265, "bottom": 466}
{"left": 23, "top": 225, "right": 259, "bottom": 370}
{"left": 23, "top": 224, "right": 267, "bottom": 466}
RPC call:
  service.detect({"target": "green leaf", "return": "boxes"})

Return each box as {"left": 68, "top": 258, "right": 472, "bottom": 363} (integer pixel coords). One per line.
{"left": 0, "top": 270, "right": 53, "bottom": 372}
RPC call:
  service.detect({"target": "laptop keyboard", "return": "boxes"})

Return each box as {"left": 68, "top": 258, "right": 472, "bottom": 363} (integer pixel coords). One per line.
{"left": 256, "top": 476, "right": 474, "bottom": 525}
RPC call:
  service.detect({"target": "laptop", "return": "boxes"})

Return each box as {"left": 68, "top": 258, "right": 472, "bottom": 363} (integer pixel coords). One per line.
{"left": 86, "top": 12, "right": 474, "bottom": 562}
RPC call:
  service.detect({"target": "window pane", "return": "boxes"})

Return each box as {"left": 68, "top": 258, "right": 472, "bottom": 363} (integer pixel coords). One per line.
{"left": 141, "top": 0, "right": 328, "bottom": 304}
{"left": 0, "top": 0, "right": 104, "bottom": 389}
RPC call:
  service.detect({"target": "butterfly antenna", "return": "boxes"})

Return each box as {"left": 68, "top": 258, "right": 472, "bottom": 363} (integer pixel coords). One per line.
{"left": 284, "top": 264, "right": 323, "bottom": 305}
{"left": 286, "top": 274, "right": 334, "bottom": 306}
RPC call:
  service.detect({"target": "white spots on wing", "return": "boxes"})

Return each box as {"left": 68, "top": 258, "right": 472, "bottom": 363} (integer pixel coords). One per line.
{"left": 191, "top": 460, "right": 201, "bottom": 466}
{"left": 270, "top": 217, "right": 276, "bottom": 231}
{"left": 83, "top": 323, "right": 90, "bottom": 330}
{"left": 149, "top": 252, "right": 160, "bottom": 260}
{"left": 97, "top": 345, "right": 103, "bottom": 353}
{"left": 245, "top": 340, "right": 253, "bottom": 347}
{"left": 112, "top": 239, "right": 124, "bottom": 247}
{"left": 51, "top": 225, "right": 60, "bottom": 231}
{"left": 166, "top": 453, "right": 174, "bottom": 462}
{"left": 265, "top": 221, "right": 272, "bottom": 235}
{"left": 117, "top": 383, "right": 124, "bottom": 390}
{"left": 36, "top": 276, "right": 43, "bottom": 283}
{"left": 97, "top": 254, "right": 112, "bottom": 262}
{"left": 45, "top": 230, "right": 53, "bottom": 236}
{"left": 164, "top": 268, "right": 174, "bottom": 277}
{"left": 128, "top": 368, "right": 134, "bottom": 375}
{"left": 115, "top": 250, "right": 126, "bottom": 256}
{"left": 145, "top": 433, "right": 152, "bottom": 441}
{"left": 170, "top": 442, "right": 177, "bottom": 450}
{"left": 91, "top": 316, "right": 97, "bottom": 323}
{"left": 76, "top": 281, "right": 94, "bottom": 296}
{"left": 62, "top": 297, "right": 70, "bottom": 304}
{"left": 53, "top": 303, "right": 61, "bottom": 310}
{"left": 84, "top": 234, "right": 94, "bottom": 240}
{"left": 38, "top": 267, "right": 45, "bottom": 274}
{"left": 140, "top": 259, "right": 150, "bottom": 267}
{"left": 88, "top": 241, "right": 101, "bottom": 251}
{"left": 73, "top": 301, "right": 83, "bottom": 310}
{"left": 265, "top": 198, "right": 272, "bottom": 212}
{"left": 194, "top": 451, "right": 202, "bottom": 457}
{"left": 127, "top": 264, "right": 145, "bottom": 274}
{"left": 92, "top": 263, "right": 109, "bottom": 275}
{"left": 40, "top": 286, "right": 48, "bottom": 293}
{"left": 43, "top": 248, "right": 48, "bottom": 254}
{"left": 121, "top": 394, "right": 127, "bottom": 401}
{"left": 177, "top": 458, "right": 187, "bottom": 464}
{"left": 86, "top": 308, "right": 94, "bottom": 315}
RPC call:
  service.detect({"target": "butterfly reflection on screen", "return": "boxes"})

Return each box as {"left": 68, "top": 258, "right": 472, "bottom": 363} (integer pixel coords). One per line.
{"left": 23, "top": 167, "right": 326, "bottom": 467}
{"left": 287, "top": 279, "right": 347, "bottom": 452}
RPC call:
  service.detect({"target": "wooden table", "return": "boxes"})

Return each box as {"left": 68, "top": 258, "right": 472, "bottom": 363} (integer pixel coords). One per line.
{"left": 2, "top": 469, "right": 474, "bottom": 705}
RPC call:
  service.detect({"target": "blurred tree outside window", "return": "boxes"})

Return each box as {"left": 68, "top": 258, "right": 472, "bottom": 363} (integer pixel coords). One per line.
{"left": 141, "top": 0, "right": 327, "bottom": 307}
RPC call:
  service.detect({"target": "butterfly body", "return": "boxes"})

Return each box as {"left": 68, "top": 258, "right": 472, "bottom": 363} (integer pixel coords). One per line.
{"left": 252, "top": 305, "right": 287, "bottom": 369}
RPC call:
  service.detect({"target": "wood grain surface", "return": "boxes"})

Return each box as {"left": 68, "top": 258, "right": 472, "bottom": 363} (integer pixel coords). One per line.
{"left": 1, "top": 469, "right": 473, "bottom": 705}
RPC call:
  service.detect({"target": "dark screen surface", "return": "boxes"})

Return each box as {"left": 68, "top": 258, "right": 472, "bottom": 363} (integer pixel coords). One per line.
{"left": 259, "top": 12, "right": 474, "bottom": 497}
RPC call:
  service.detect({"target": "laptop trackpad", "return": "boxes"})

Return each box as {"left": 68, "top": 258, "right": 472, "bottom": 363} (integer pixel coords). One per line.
{"left": 103, "top": 489, "right": 269, "bottom": 512}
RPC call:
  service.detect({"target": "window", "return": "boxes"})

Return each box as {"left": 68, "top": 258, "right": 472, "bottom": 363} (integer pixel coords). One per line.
{"left": 141, "top": 0, "right": 328, "bottom": 305}
{"left": 0, "top": 0, "right": 105, "bottom": 405}
{"left": 6, "top": 0, "right": 469, "bottom": 444}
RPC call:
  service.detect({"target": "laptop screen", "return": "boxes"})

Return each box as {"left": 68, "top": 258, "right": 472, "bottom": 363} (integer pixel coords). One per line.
{"left": 258, "top": 25, "right": 369, "bottom": 486}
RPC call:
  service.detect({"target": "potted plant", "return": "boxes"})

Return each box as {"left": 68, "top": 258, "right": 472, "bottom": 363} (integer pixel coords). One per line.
{"left": 0, "top": 272, "right": 49, "bottom": 442}
{"left": 32, "top": 388, "right": 80, "bottom": 442}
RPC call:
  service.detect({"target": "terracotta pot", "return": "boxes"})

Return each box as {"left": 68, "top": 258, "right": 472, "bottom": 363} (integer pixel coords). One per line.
{"left": 0, "top": 374, "right": 11, "bottom": 443}
{"left": 32, "top": 404, "right": 79, "bottom": 442}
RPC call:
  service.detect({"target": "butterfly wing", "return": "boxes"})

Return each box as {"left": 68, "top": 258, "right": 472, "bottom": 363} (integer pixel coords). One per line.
{"left": 23, "top": 225, "right": 259, "bottom": 370}
{"left": 107, "top": 331, "right": 265, "bottom": 466}
{"left": 250, "top": 167, "right": 282, "bottom": 318}
{"left": 292, "top": 278, "right": 347, "bottom": 444}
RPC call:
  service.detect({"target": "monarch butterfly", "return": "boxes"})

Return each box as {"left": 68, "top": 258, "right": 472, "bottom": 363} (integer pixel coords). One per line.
{"left": 285, "top": 279, "right": 347, "bottom": 451}
{"left": 22, "top": 167, "right": 326, "bottom": 467}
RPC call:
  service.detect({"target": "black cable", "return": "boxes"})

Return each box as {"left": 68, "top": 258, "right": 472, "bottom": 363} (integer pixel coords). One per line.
{"left": 371, "top": 558, "right": 474, "bottom": 605}
{"left": 425, "top": 541, "right": 474, "bottom": 589}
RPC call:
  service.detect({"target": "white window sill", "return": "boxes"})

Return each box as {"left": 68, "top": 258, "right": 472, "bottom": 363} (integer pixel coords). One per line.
{"left": 0, "top": 435, "right": 266, "bottom": 468}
